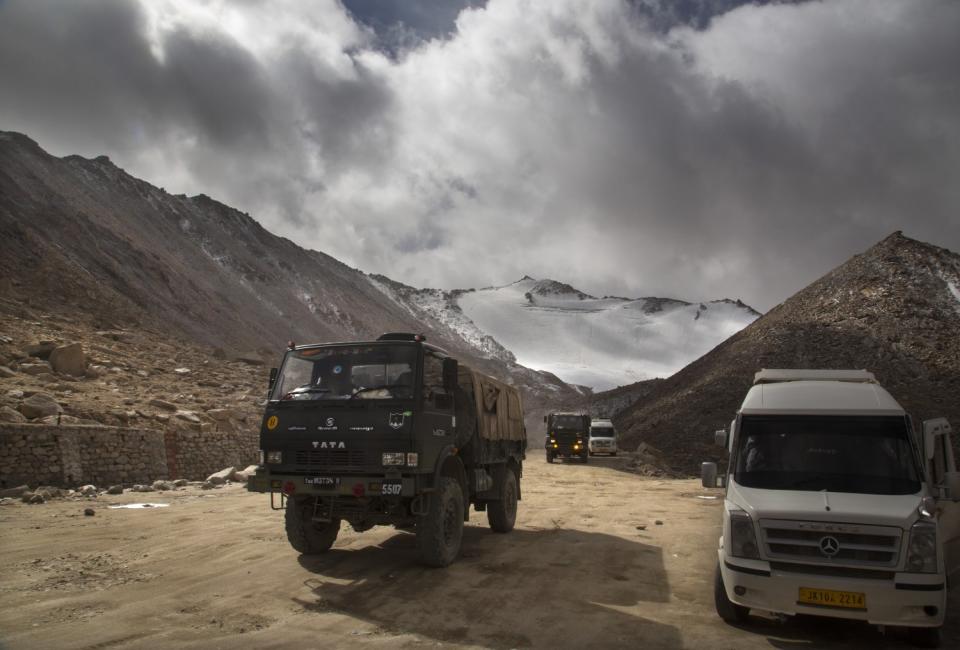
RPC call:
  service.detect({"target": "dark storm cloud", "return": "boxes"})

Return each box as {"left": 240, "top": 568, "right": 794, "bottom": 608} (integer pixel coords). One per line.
{"left": 0, "top": 0, "right": 958, "bottom": 311}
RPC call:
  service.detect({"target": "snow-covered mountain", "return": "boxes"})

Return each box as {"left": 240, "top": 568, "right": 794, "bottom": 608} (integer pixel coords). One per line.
{"left": 455, "top": 278, "right": 759, "bottom": 390}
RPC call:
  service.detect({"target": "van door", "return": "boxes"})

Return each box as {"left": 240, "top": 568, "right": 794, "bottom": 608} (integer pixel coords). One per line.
{"left": 923, "top": 419, "right": 960, "bottom": 585}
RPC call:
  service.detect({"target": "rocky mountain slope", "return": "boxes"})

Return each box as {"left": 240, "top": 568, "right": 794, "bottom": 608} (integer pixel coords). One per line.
{"left": 0, "top": 131, "right": 577, "bottom": 428}
{"left": 615, "top": 232, "right": 960, "bottom": 472}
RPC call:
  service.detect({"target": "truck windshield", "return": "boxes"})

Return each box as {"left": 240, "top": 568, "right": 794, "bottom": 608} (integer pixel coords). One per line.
{"left": 553, "top": 415, "right": 584, "bottom": 429}
{"left": 272, "top": 344, "right": 417, "bottom": 401}
{"left": 734, "top": 415, "right": 921, "bottom": 495}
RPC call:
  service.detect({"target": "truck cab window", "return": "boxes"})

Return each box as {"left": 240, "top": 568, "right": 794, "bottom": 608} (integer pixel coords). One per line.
{"left": 423, "top": 351, "right": 451, "bottom": 410}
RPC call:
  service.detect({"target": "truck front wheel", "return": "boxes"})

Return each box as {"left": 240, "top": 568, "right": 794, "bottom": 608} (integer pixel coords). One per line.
{"left": 487, "top": 466, "right": 518, "bottom": 533}
{"left": 546, "top": 452, "right": 554, "bottom": 463}
{"left": 416, "top": 477, "right": 464, "bottom": 567}
{"left": 285, "top": 496, "right": 340, "bottom": 554}
{"left": 714, "top": 563, "right": 749, "bottom": 624}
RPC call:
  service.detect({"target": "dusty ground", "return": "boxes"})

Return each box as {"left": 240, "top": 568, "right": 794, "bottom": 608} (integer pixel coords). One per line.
{"left": 1, "top": 453, "right": 957, "bottom": 650}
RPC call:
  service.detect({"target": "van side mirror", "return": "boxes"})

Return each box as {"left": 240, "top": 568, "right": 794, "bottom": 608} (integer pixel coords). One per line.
{"left": 268, "top": 367, "right": 278, "bottom": 396}
{"left": 946, "top": 472, "right": 960, "bottom": 502}
{"left": 701, "top": 462, "right": 724, "bottom": 488}
{"left": 442, "top": 358, "right": 458, "bottom": 391}
{"left": 714, "top": 430, "right": 728, "bottom": 447}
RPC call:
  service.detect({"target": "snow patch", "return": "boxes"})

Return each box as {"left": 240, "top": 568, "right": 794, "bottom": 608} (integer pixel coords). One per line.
{"left": 948, "top": 281, "right": 960, "bottom": 305}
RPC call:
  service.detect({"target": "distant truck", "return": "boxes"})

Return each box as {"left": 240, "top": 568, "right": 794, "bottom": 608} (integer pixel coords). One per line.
{"left": 248, "top": 333, "right": 527, "bottom": 567}
{"left": 588, "top": 418, "right": 618, "bottom": 456}
{"left": 544, "top": 412, "right": 590, "bottom": 463}
{"left": 703, "top": 369, "right": 959, "bottom": 648}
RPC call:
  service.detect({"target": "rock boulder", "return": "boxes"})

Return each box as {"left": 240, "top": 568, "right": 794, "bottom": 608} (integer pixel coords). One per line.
{"left": 19, "top": 392, "right": 62, "bottom": 419}
{"left": 49, "top": 343, "right": 86, "bottom": 376}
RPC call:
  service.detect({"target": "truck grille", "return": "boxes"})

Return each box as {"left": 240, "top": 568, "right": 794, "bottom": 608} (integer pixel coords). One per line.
{"left": 760, "top": 519, "right": 902, "bottom": 568}
{"left": 294, "top": 449, "right": 367, "bottom": 469}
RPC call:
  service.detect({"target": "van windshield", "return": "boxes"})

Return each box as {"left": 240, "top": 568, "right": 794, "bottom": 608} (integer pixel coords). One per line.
{"left": 272, "top": 344, "right": 417, "bottom": 401}
{"left": 734, "top": 415, "right": 921, "bottom": 495}
{"left": 591, "top": 427, "right": 615, "bottom": 438}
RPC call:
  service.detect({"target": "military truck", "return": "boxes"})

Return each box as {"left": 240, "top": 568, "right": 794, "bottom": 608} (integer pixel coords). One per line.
{"left": 544, "top": 412, "right": 590, "bottom": 463}
{"left": 247, "top": 333, "right": 527, "bottom": 567}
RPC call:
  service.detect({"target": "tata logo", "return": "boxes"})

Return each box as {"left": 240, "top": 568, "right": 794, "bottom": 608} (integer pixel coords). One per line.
{"left": 312, "top": 441, "right": 346, "bottom": 449}
{"left": 388, "top": 413, "right": 405, "bottom": 429}
{"left": 819, "top": 536, "right": 841, "bottom": 558}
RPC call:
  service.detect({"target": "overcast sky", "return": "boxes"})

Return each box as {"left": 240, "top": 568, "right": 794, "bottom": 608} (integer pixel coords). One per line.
{"left": 1, "top": 0, "right": 958, "bottom": 311}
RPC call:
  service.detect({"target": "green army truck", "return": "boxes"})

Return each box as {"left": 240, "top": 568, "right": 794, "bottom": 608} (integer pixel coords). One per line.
{"left": 248, "top": 333, "right": 527, "bottom": 567}
{"left": 544, "top": 412, "right": 590, "bottom": 463}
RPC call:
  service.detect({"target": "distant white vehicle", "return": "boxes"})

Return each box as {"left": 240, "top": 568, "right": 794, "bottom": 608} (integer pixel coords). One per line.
{"left": 589, "top": 419, "right": 618, "bottom": 456}
{"left": 703, "top": 369, "right": 959, "bottom": 648}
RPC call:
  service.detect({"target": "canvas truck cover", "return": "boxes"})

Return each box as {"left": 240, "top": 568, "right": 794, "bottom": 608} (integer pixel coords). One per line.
{"left": 462, "top": 367, "right": 525, "bottom": 441}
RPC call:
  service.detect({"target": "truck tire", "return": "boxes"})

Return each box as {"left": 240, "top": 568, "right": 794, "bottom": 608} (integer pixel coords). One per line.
{"left": 487, "top": 466, "right": 518, "bottom": 533}
{"left": 285, "top": 496, "right": 340, "bottom": 554}
{"left": 581, "top": 453, "right": 589, "bottom": 464}
{"left": 416, "top": 477, "right": 464, "bottom": 568}
{"left": 906, "top": 626, "right": 941, "bottom": 648}
{"left": 546, "top": 452, "right": 554, "bottom": 463}
{"left": 714, "top": 563, "right": 749, "bottom": 624}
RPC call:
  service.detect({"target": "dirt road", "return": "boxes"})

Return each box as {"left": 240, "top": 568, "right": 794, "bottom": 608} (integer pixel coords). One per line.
{"left": 1, "top": 454, "right": 957, "bottom": 649}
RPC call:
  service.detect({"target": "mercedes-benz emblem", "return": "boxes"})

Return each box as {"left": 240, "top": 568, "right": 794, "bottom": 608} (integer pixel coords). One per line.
{"left": 819, "top": 535, "right": 841, "bottom": 557}
{"left": 326, "top": 417, "right": 335, "bottom": 427}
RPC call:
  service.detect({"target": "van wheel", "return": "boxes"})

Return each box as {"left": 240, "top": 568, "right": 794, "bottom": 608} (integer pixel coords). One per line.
{"left": 906, "top": 626, "right": 941, "bottom": 648}
{"left": 714, "top": 563, "right": 749, "bottom": 624}
{"left": 285, "top": 496, "right": 340, "bottom": 554}
{"left": 611, "top": 452, "right": 618, "bottom": 457}
{"left": 416, "top": 477, "right": 464, "bottom": 567}
{"left": 487, "top": 466, "right": 518, "bottom": 533}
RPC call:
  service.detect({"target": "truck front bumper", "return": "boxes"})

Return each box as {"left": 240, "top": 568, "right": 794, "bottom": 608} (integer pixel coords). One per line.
{"left": 720, "top": 553, "right": 946, "bottom": 627}
{"left": 247, "top": 470, "right": 417, "bottom": 498}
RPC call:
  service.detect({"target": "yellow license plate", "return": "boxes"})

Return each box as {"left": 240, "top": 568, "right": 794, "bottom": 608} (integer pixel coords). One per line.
{"left": 798, "top": 588, "right": 865, "bottom": 609}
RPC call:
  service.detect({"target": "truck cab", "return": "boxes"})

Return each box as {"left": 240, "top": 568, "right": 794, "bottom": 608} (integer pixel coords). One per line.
{"left": 589, "top": 418, "right": 618, "bottom": 456}
{"left": 248, "top": 333, "right": 527, "bottom": 567}
{"left": 703, "top": 369, "right": 960, "bottom": 647}
{"left": 544, "top": 412, "right": 590, "bottom": 463}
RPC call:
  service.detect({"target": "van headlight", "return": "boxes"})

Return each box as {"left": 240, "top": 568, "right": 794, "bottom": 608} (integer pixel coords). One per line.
{"left": 906, "top": 521, "right": 938, "bottom": 573}
{"left": 729, "top": 508, "right": 760, "bottom": 559}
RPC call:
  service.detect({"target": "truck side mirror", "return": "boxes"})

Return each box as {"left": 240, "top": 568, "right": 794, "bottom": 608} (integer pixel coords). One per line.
{"left": 543, "top": 416, "right": 547, "bottom": 424}
{"left": 442, "top": 358, "right": 458, "bottom": 391}
{"left": 946, "top": 472, "right": 960, "bottom": 503}
{"left": 714, "top": 430, "right": 728, "bottom": 447}
{"left": 268, "top": 367, "right": 278, "bottom": 395}
{"left": 701, "top": 462, "right": 721, "bottom": 489}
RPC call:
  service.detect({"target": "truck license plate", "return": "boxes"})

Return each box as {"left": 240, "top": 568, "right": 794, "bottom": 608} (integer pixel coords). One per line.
{"left": 798, "top": 588, "right": 865, "bottom": 609}
{"left": 381, "top": 480, "right": 402, "bottom": 496}
{"left": 304, "top": 476, "right": 339, "bottom": 487}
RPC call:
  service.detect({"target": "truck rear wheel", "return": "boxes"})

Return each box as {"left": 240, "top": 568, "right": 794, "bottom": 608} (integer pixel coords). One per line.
{"left": 714, "top": 562, "right": 749, "bottom": 624}
{"left": 416, "top": 477, "right": 464, "bottom": 568}
{"left": 487, "top": 466, "right": 518, "bottom": 533}
{"left": 285, "top": 496, "right": 340, "bottom": 554}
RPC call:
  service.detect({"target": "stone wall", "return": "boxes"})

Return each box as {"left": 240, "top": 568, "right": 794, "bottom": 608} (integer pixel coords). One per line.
{"left": 0, "top": 423, "right": 259, "bottom": 488}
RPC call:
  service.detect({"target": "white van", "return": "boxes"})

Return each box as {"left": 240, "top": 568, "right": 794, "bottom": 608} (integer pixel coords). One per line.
{"left": 702, "top": 369, "right": 959, "bottom": 648}
{"left": 589, "top": 419, "right": 618, "bottom": 456}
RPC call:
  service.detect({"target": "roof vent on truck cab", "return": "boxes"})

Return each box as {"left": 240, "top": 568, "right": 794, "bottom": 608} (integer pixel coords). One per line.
{"left": 378, "top": 333, "right": 426, "bottom": 342}
{"left": 752, "top": 369, "right": 878, "bottom": 385}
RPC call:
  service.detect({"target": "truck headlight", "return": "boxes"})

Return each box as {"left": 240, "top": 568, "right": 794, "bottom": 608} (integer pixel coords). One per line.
{"left": 406, "top": 452, "right": 419, "bottom": 467}
{"left": 729, "top": 509, "right": 760, "bottom": 560}
{"left": 382, "top": 452, "right": 405, "bottom": 466}
{"left": 906, "top": 521, "right": 938, "bottom": 573}
{"left": 266, "top": 451, "right": 282, "bottom": 464}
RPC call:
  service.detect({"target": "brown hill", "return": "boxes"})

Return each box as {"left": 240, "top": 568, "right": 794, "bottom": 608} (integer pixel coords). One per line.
{"left": 0, "top": 131, "right": 579, "bottom": 428}
{"left": 616, "top": 232, "right": 960, "bottom": 473}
